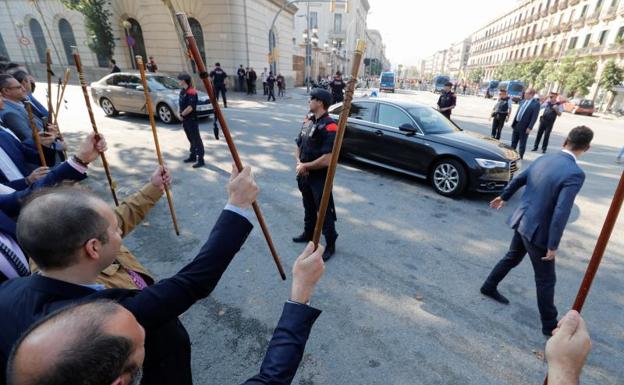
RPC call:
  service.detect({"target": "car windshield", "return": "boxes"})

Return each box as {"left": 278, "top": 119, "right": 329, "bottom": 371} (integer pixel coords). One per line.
{"left": 509, "top": 83, "right": 524, "bottom": 92}
{"left": 407, "top": 107, "right": 459, "bottom": 134}
{"left": 579, "top": 100, "right": 594, "bottom": 107}
{"left": 147, "top": 76, "right": 181, "bottom": 91}
{"left": 381, "top": 74, "right": 393, "bottom": 83}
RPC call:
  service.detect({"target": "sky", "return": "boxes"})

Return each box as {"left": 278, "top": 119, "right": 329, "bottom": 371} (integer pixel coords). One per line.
{"left": 366, "top": 0, "right": 519, "bottom": 67}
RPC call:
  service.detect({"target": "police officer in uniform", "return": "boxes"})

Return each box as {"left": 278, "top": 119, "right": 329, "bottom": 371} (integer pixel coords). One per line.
{"left": 293, "top": 88, "right": 339, "bottom": 261}
{"left": 178, "top": 73, "right": 205, "bottom": 168}
{"left": 329, "top": 71, "right": 346, "bottom": 104}
{"left": 532, "top": 92, "right": 563, "bottom": 153}
{"left": 210, "top": 62, "right": 228, "bottom": 108}
{"left": 490, "top": 88, "right": 512, "bottom": 140}
{"left": 437, "top": 82, "right": 456, "bottom": 120}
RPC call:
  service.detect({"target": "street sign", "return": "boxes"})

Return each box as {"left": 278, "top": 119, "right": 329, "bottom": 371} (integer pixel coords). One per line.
{"left": 19, "top": 36, "right": 31, "bottom": 46}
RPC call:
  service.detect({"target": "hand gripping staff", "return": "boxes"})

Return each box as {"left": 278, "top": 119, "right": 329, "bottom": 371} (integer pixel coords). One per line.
{"left": 542, "top": 171, "right": 623, "bottom": 385}
{"left": 135, "top": 55, "right": 181, "bottom": 236}
{"left": 72, "top": 47, "right": 119, "bottom": 206}
{"left": 175, "top": 12, "right": 286, "bottom": 280}
{"left": 46, "top": 49, "right": 68, "bottom": 158}
{"left": 311, "top": 40, "right": 366, "bottom": 249}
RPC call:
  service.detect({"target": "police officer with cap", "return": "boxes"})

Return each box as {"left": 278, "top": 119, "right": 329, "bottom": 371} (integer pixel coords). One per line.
{"left": 210, "top": 62, "right": 228, "bottom": 108}
{"left": 178, "top": 73, "right": 205, "bottom": 168}
{"left": 437, "top": 81, "right": 456, "bottom": 120}
{"left": 329, "top": 71, "right": 346, "bottom": 104}
{"left": 293, "top": 88, "right": 339, "bottom": 261}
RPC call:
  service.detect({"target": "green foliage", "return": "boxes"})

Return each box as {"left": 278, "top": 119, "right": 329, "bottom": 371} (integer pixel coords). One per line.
{"left": 468, "top": 67, "right": 484, "bottom": 83}
{"left": 61, "top": 0, "right": 115, "bottom": 65}
{"left": 598, "top": 59, "right": 624, "bottom": 92}
{"left": 566, "top": 59, "right": 597, "bottom": 96}
{"left": 535, "top": 61, "right": 556, "bottom": 90}
{"left": 522, "top": 59, "right": 546, "bottom": 86}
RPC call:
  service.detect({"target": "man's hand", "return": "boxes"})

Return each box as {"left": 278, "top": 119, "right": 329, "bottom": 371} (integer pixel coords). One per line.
{"left": 40, "top": 132, "right": 56, "bottom": 147}
{"left": 489, "top": 196, "right": 506, "bottom": 210}
{"left": 291, "top": 242, "right": 325, "bottom": 304}
{"left": 45, "top": 123, "right": 59, "bottom": 136}
{"left": 77, "top": 132, "right": 107, "bottom": 164}
{"left": 150, "top": 165, "right": 172, "bottom": 192}
{"left": 296, "top": 162, "right": 308, "bottom": 176}
{"left": 543, "top": 249, "right": 557, "bottom": 261}
{"left": 26, "top": 167, "right": 50, "bottom": 184}
{"left": 526, "top": 128, "right": 532, "bottom": 134}
{"left": 227, "top": 165, "right": 258, "bottom": 210}
{"left": 546, "top": 310, "right": 591, "bottom": 385}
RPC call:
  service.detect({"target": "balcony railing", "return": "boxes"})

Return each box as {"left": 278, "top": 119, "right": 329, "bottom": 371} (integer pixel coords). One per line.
{"left": 601, "top": 5, "right": 618, "bottom": 21}
{"left": 570, "top": 0, "right": 580, "bottom": 5}
{"left": 561, "top": 22, "right": 572, "bottom": 32}
{"left": 558, "top": 0, "right": 568, "bottom": 10}
{"left": 532, "top": 13, "right": 539, "bottom": 21}
{"left": 573, "top": 16, "right": 586, "bottom": 28}
{"left": 605, "top": 43, "right": 624, "bottom": 53}
{"left": 586, "top": 11, "right": 600, "bottom": 25}
{"left": 542, "top": 28, "right": 552, "bottom": 37}
{"left": 549, "top": 5, "right": 558, "bottom": 14}
{"left": 540, "top": 9, "right": 549, "bottom": 17}
{"left": 330, "top": 30, "right": 346, "bottom": 40}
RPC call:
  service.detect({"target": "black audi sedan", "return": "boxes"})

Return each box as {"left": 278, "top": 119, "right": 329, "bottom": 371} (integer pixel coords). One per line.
{"left": 328, "top": 98, "right": 521, "bottom": 197}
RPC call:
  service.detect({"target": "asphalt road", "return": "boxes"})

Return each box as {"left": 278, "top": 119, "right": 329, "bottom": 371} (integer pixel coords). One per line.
{"left": 37, "top": 83, "right": 623, "bottom": 385}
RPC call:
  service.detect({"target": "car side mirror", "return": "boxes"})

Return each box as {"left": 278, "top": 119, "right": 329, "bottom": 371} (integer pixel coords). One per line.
{"left": 399, "top": 123, "right": 417, "bottom": 135}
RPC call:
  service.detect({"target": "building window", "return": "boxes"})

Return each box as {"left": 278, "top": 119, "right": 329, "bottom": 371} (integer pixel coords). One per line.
{"left": 610, "top": 0, "right": 619, "bottom": 7}
{"left": 58, "top": 19, "right": 76, "bottom": 65}
{"left": 534, "top": 45, "right": 539, "bottom": 55}
{"left": 334, "top": 13, "right": 342, "bottom": 32}
{"left": 616, "top": 26, "right": 624, "bottom": 41}
{"left": 29, "top": 19, "right": 47, "bottom": 63}
{"left": 580, "top": 5, "right": 588, "bottom": 17}
{"left": 595, "top": 0, "right": 604, "bottom": 11}
{"left": 0, "top": 33, "right": 8, "bottom": 60}
{"left": 569, "top": 36, "right": 578, "bottom": 49}
{"left": 310, "top": 11, "right": 318, "bottom": 29}
{"left": 123, "top": 18, "right": 147, "bottom": 69}
{"left": 582, "top": 33, "right": 591, "bottom": 47}
{"left": 598, "top": 30, "right": 608, "bottom": 45}
{"left": 520, "top": 48, "right": 525, "bottom": 57}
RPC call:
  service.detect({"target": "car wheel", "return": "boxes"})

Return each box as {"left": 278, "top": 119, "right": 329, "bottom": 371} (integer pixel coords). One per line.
{"left": 431, "top": 159, "right": 467, "bottom": 197}
{"left": 157, "top": 103, "right": 177, "bottom": 124}
{"left": 100, "top": 98, "right": 119, "bottom": 117}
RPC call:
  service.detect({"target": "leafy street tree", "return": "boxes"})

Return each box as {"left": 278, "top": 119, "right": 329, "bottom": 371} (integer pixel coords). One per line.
{"left": 468, "top": 67, "right": 484, "bottom": 84}
{"left": 598, "top": 59, "right": 624, "bottom": 110}
{"left": 61, "top": 0, "right": 115, "bottom": 66}
{"left": 567, "top": 58, "right": 598, "bottom": 97}
{"left": 522, "top": 59, "right": 546, "bottom": 88}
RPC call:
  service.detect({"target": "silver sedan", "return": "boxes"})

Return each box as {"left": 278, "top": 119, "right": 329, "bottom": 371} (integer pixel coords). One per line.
{"left": 90, "top": 72, "right": 213, "bottom": 124}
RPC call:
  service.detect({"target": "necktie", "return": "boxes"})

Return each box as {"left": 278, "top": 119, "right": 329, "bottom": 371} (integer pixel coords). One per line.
{"left": 517, "top": 100, "right": 529, "bottom": 122}
{"left": 0, "top": 239, "right": 29, "bottom": 277}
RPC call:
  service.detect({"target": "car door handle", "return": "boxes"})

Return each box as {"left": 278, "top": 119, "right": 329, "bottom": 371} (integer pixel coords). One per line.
{"left": 375, "top": 130, "right": 383, "bottom": 136}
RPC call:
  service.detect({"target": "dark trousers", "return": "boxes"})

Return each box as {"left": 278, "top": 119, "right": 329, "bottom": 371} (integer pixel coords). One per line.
{"left": 297, "top": 174, "right": 338, "bottom": 244}
{"left": 215, "top": 84, "right": 227, "bottom": 107}
{"left": 182, "top": 119, "right": 204, "bottom": 159}
{"left": 278, "top": 86, "right": 285, "bottom": 97}
{"left": 440, "top": 110, "right": 452, "bottom": 120}
{"left": 246, "top": 79, "right": 253, "bottom": 94}
{"left": 510, "top": 128, "right": 529, "bottom": 159}
{"left": 491, "top": 114, "right": 507, "bottom": 139}
{"left": 267, "top": 86, "right": 275, "bottom": 101}
{"left": 482, "top": 231, "right": 558, "bottom": 332}
{"left": 263, "top": 82, "right": 268, "bottom": 95}
{"left": 238, "top": 77, "right": 245, "bottom": 92}
{"left": 533, "top": 120, "right": 555, "bottom": 151}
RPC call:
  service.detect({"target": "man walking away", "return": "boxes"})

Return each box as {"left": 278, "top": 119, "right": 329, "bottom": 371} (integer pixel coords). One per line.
{"left": 490, "top": 89, "right": 512, "bottom": 140}
{"left": 210, "top": 62, "right": 228, "bottom": 108}
{"left": 178, "top": 73, "right": 205, "bottom": 168}
{"left": 261, "top": 68, "right": 268, "bottom": 95}
{"left": 237, "top": 64, "right": 246, "bottom": 92}
{"left": 480, "top": 126, "right": 593, "bottom": 336}
{"left": 510, "top": 88, "right": 540, "bottom": 159}
{"left": 533, "top": 92, "right": 563, "bottom": 153}
{"left": 437, "top": 82, "right": 456, "bottom": 120}
{"left": 277, "top": 73, "right": 286, "bottom": 97}
{"left": 266, "top": 72, "right": 276, "bottom": 102}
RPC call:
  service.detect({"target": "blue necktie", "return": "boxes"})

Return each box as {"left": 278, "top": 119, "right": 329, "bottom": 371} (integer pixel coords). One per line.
{"left": 517, "top": 100, "right": 529, "bottom": 122}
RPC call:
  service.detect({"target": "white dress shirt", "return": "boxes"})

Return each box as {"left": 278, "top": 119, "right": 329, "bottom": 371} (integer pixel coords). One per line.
{"left": 0, "top": 147, "right": 24, "bottom": 181}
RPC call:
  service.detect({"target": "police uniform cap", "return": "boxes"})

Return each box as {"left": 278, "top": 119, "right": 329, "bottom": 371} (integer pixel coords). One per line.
{"left": 177, "top": 73, "right": 191, "bottom": 82}
{"left": 310, "top": 89, "right": 333, "bottom": 106}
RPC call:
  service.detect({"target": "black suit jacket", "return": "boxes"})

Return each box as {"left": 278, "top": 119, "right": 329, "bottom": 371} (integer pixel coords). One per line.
{"left": 0, "top": 131, "right": 55, "bottom": 189}
{"left": 511, "top": 99, "right": 540, "bottom": 132}
{"left": 0, "top": 210, "right": 253, "bottom": 385}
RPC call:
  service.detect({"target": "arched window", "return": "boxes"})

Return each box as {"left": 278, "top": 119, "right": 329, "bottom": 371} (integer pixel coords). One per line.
{"left": 29, "top": 19, "right": 47, "bottom": 63}
{"left": 188, "top": 18, "right": 206, "bottom": 73}
{"left": 58, "top": 18, "right": 77, "bottom": 65}
{"left": 123, "top": 18, "right": 146, "bottom": 69}
{"left": 0, "top": 33, "right": 8, "bottom": 59}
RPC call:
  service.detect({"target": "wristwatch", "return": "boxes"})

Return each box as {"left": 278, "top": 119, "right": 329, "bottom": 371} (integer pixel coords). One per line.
{"left": 72, "top": 155, "right": 89, "bottom": 167}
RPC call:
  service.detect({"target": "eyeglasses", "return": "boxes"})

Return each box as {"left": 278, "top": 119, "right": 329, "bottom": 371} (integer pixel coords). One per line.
{"left": 2, "top": 86, "right": 22, "bottom": 91}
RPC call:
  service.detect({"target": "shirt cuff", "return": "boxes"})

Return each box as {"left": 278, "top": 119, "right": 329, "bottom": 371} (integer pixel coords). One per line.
{"left": 287, "top": 299, "right": 311, "bottom": 307}
{"left": 224, "top": 203, "right": 254, "bottom": 222}
{"left": 66, "top": 158, "right": 89, "bottom": 174}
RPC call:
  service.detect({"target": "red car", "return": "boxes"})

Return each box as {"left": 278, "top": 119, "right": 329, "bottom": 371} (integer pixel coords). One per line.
{"left": 564, "top": 99, "right": 595, "bottom": 116}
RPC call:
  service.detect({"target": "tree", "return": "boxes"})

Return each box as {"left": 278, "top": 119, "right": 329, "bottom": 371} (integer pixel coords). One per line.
{"left": 468, "top": 67, "right": 484, "bottom": 84}
{"left": 567, "top": 58, "right": 597, "bottom": 97}
{"left": 61, "top": 0, "right": 115, "bottom": 66}
{"left": 493, "top": 64, "right": 511, "bottom": 80}
{"left": 522, "top": 59, "right": 546, "bottom": 87}
{"left": 598, "top": 59, "right": 624, "bottom": 109}
{"left": 535, "top": 61, "right": 556, "bottom": 91}
{"left": 551, "top": 57, "right": 577, "bottom": 93}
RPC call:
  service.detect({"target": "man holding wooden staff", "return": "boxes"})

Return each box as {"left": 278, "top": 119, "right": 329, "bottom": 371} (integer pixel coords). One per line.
{"left": 293, "top": 88, "right": 338, "bottom": 261}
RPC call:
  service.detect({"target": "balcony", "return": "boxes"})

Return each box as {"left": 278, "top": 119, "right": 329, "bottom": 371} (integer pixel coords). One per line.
{"left": 551, "top": 25, "right": 562, "bottom": 35}
{"left": 604, "top": 43, "right": 624, "bottom": 54}
{"left": 558, "top": 0, "right": 568, "bottom": 10}
{"left": 549, "top": 5, "right": 558, "bottom": 14}
{"left": 573, "top": 16, "right": 586, "bottom": 28}
{"left": 619, "top": 4, "right": 624, "bottom": 16}
{"left": 570, "top": 0, "right": 580, "bottom": 4}
{"left": 532, "top": 13, "right": 539, "bottom": 21}
{"left": 542, "top": 29, "right": 552, "bottom": 37}
{"left": 329, "top": 30, "right": 346, "bottom": 40}
{"left": 601, "top": 6, "right": 618, "bottom": 21}
{"left": 561, "top": 22, "right": 572, "bottom": 32}
{"left": 586, "top": 11, "right": 600, "bottom": 25}
{"left": 540, "top": 9, "right": 549, "bottom": 17}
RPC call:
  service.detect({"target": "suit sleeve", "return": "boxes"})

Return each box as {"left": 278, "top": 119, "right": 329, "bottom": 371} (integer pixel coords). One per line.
{"left": 528, "top": 103, "right": 539, "bottom": 129}
{"left": 500, "top": 163, "right": 531, "bottom": 201}
{"left": 114, "top": 182, "right": 163, "bottom": 237}
{"left": 241, "top": 302, "right": 322, "bottom": 385}
{"left": 547, "top": 172, "right": 584, "bottom": 250}
{"left": 1, "top": 113, "right": 31, "bottom": 141}
{"left": 121, "top": 210, "right": 253, "bottom": 328}
{"left": 20, "top": 139, "right": 54, "bottom": 166}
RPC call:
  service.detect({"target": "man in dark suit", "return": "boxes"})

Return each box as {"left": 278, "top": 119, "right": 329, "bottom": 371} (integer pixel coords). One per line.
{"left": 480, "top": 126, "right": 593, "bottom": 336}
{"left": 0, "top": 166, "right": 265, "bottom": 385}
{"left": 510, "top": 88, "right": 540, "bottom": 159}
{"left": 0, "top": 129, "right": 57, "bottom": 189}
{"left": 6, "top": 240, "right": 324, "bottom": 385}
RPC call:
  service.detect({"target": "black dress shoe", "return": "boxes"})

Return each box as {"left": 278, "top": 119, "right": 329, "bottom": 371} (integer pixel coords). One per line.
{"left": 542, "top": 149, "right": 547, "bottom": 154}
{"left": 292, "top": 232, "right": 311, "bottom": 243}
{"left": 531, "top": 148, "right": 538, "bottom": 152}
{"left": 183, "top": 156, "right": 196, "bottom": 163}
{"left": 192, "top": 159, "right": 205, "bottom": 168}
{"left": 480, "top": 286, "right": 510, "bottom": 304}
{"left": 322, "top": 243, "right": 335, "bottom": 261}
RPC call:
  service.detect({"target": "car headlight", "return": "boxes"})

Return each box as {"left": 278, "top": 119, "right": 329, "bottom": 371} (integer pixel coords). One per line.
{"left": 476, "top": 158, "right": 508, "bottom": 169}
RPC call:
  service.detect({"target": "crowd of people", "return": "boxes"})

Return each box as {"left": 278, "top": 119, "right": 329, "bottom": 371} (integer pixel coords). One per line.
{"left": 0, "top": 56, "right": 598, "bottom": 385}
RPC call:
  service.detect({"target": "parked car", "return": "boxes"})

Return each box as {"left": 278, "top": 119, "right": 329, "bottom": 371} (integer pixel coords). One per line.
{"left": 563, "top": 98, "right": 595, "bottom": 116}
{"left": 90, "top": 73, "right": 213, "bottom": 123}
{"left": 328, "top": 99, "right": 521, "bottom": 197}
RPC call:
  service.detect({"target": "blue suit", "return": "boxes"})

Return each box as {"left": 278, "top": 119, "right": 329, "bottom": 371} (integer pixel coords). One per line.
{"left": 0, "top": 99, "right": 44, "bottom": 142}
{"left": 510, "top": 98, "right": 540, "bottom": 159}
{"left": 0, "top": 210, "right": 321, "bottom": 385}
{"left": 0, "top": 130, "right": 55, "bottom": 190}
{"left": 483, "top": 151, "right": 584, "bottom": 333}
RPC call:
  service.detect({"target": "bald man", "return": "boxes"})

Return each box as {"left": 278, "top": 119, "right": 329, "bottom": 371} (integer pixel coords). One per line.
{"left": 7, "top": 239, "right": 326, "bottom": 385}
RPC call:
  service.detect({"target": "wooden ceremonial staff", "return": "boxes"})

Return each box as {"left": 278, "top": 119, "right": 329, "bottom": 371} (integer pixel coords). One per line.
{"left": 542, "top": 170, "right": 624, "bottom": 385}
{"left": 175, "top": 12, "right": 286, "bottom": 281}
{"left": 24, "top": 101, "right": 47, "bottom": 167}
{"left": 72, "top": 47, "right": 119, "bottom": 206}
{"left": 53, "top": 68, "right": 71, "bottom": 124}
{"left": 46, "top": 49, "right": 68, "bottom": 158}
{"left": 311, "top": 40, "right": 366, "bottom": 249}
{"left": 135, "top": 55, "right": 181, "bottom": 236}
